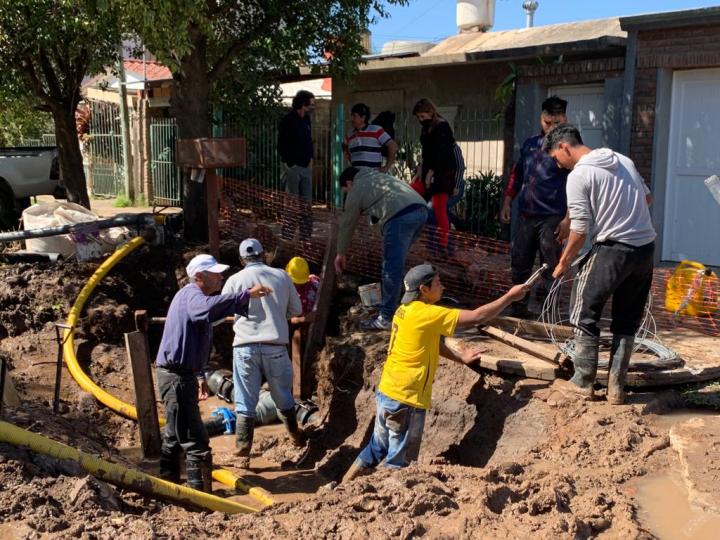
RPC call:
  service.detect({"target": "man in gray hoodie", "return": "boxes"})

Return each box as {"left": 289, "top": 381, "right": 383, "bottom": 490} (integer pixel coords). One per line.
{"left": 222, "top": 238, "right": 305, "bottom": 467}
{"left": 334, "top": 167, "right": 428, "bottom": 330}
{"left": 544, "top": 124, "right": 655, "bottom": 405}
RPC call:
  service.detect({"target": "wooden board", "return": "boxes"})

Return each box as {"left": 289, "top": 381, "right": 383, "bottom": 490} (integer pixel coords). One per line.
{"left": 125, "top": 331, "right": 162, "bottom": 457}
{"left": 449, "top": 324, "right": 720, "bottom": 388}
{"left": 301, "top": 220, "right": 338, "bottom": 399}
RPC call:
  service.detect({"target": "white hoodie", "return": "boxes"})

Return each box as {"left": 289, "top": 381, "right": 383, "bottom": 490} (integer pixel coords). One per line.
{"left": 567, "top": 148, "right": 656, "bottom": 247}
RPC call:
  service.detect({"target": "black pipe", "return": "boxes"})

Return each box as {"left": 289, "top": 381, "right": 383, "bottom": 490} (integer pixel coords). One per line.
{"left": 0, "top": 213, "right": 157, "bottom": 244}
{"left": 0, "top": 251, "right": 63, "bottom": 263}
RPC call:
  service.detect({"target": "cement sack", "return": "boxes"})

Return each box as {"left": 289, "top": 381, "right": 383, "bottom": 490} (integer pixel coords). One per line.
{"left": 22, "top": 202, "right": 130, "bottom": 260}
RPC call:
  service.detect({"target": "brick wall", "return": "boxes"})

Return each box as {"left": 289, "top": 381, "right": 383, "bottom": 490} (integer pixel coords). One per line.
{"left": 631, "top": 25, "right": 720, "bottom": 179}
{"left": 519, "top": 56, "right": 625, "bottom": 86}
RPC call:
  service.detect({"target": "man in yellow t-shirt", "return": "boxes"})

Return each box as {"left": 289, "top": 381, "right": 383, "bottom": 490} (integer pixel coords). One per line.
{"left": 342, "top": 264, "right": 528, "bottom": 482}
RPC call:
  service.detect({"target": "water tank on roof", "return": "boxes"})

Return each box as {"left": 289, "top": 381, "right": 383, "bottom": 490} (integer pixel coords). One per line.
{"left": 457, "top": 0, "right": 496, "bottom": 32}
{"left": 380, "top": 40, "right": 434, "bottom": 56}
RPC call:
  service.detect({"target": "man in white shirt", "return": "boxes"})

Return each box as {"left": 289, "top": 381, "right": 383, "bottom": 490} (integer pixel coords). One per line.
{"left": 222, "top": 238, "right": 305, "bottom": 467}
{"left": 544, "top": 124, "right": 656, "bottom": 405}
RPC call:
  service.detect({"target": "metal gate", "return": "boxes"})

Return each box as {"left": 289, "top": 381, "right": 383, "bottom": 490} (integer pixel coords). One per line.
{"left": 86, "top": 100, "right": 124, "bottom": 197}
{"left": 149, "top": 118, "right": 182, "bottom": 206}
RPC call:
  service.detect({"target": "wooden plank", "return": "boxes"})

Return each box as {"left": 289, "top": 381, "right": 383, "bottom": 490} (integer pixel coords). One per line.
{"left": 290, "top": 325, "right": 302, "bottom": 398}
{"left": 125, "top": 331, "right": 162, "bottom": 458}
{"left": 481, "top": 325, "right": 560, "bottom": 364}
{"left": 301, "top": 220, "right": 338, "bottom": 399}
{"left": 206, "top": 169, "right": 220, "bottom": 258}
{"left": 1, "top": 369, "right": 21, "bottom": 408}
{"left": 446, "top": 337, "right": 561, "bottom": 381}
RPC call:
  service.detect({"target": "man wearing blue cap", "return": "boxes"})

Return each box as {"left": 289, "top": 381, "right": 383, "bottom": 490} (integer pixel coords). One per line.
{"left": 342, "top": 263, "right": 527, "bottom": 482}
{"left": 156, "top": 254, "right": 270, "bottom": 493}
{"left": 222, "top": 238, "right": 305, "bottom": 468}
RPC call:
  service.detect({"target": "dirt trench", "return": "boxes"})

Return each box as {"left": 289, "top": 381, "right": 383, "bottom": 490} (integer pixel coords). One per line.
{"left": 0, "top": 244, "right": 711, "bottom": 539}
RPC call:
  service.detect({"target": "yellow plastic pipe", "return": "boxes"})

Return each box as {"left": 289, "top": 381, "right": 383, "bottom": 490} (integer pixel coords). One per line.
{"left": 212, "top": 469, "right": 274, "bottom": 507}
{"left": 0, "top": 420, "right": 256, "bottom": 514}
{"left": 61, "top": 235, "right": 274, "bottom": 506}
{"left": 63, "top": 236, "right": 151, "bottom": 422}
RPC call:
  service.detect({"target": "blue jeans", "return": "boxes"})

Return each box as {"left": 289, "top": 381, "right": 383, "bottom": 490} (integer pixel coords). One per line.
{"left": 355, "top": 392, "right": 427, "bottom": 469}
{"left": 233, "top": 344, "right": 295, "bottom": 418}
{"left": 381, "top": 206, "right": 427, "bottom": 319}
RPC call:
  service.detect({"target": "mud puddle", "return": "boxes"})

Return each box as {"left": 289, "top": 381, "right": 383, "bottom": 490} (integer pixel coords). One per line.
{"left": 634, "top": 470, "right": 720, "bottom": 539}
{"left": 635, "top": 409, "right": 720, "bottom": 539}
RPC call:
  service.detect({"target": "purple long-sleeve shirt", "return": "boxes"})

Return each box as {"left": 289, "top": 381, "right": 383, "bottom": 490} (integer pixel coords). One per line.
{"left": 155, "top": 283, "right": 250, "bottom": 377}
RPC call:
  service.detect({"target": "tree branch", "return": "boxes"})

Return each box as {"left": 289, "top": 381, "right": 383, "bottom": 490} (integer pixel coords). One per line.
{"left": 38, "top": 47, "right": 63, "bottom": 101}
{"left": 207, "top": 10, "right": 283, "bottom": 83}
{"left": 22, "top": 56, "right": 53, "bottom": 105}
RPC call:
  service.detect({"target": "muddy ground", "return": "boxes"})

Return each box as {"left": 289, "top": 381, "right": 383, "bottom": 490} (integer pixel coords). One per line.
{"left": 0, "top": 243, "right": 718, "bottom": 539}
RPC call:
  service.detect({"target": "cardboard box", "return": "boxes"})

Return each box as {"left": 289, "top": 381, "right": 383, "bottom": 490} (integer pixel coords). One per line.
{"left": 176, "top": 137, "right": 247, "bottom": 168}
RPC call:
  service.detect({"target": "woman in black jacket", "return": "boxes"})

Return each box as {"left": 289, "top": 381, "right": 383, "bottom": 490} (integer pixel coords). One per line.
{"left": 412, "top": 98, "right": 461, "bottom": 253}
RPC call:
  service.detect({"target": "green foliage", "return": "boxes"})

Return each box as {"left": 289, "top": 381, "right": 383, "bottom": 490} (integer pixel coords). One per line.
{"left": 0, "top": 1, "right": 122, "bottom": 105}
{"left": 118, "top": 1, "right": 408, "bottom": 129}
{"left": 462, "top": 171, "right": 505, "bottom": 239}
{"left": 0, "top": 97, "right": 53, "bottom": 146}
{"left": 113, "top": 194, "right": 132, "bottom": 208}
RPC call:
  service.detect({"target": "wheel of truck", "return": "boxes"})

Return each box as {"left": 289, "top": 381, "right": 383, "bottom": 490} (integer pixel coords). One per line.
{"left": 0, "top": 185, "right": 21, "bottom": 231}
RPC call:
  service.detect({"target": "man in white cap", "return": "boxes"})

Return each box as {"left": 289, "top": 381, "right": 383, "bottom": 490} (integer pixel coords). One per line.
{"left": 342, "top": 263, "right": 527, "bottom": 482}
{"left": 156, "top": 253, "right": 270, "bottom": 492}
{"left": 222, "top": 239, "right": 305, "bottom": 467}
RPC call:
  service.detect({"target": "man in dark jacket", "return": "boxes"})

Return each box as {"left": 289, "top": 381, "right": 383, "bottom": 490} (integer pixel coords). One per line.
{"left": 155, "top": 254, "right": 270, "bottom": 492}
{"left": 500, "top": 96, "right": 571, "bottom": 316}
{"left": 278, "top": 90, "right": 315, "bottom": 242}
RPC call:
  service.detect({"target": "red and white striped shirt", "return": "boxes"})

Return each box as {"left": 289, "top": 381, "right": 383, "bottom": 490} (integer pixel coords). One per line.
{"left": 344, "top": 124, "right": 391, "bottom": 169}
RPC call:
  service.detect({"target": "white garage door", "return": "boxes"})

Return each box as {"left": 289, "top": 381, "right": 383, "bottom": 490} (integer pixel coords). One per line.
{"left": 548, "top": 84, "right": 605, "bottom": 149}
{"left": 664, "top": 69, "right": 720, "bottom": 265}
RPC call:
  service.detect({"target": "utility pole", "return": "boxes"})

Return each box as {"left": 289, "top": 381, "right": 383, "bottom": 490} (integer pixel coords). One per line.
{"left": 117, "top": 44, "right": 135, "bottom": 201}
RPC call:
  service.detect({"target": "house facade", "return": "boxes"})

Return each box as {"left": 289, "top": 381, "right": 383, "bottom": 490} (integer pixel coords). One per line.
{"left": 621, "top": 7, "right": 720, "bottom": 266}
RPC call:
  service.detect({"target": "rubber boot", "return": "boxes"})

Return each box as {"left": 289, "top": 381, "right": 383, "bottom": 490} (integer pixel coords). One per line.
{"left": 278, "top": 407, "right": 306, "bottom": 448}
{"left": 607, "top": 334, "right": 634, "bottom": 405}
{"left": 555, "top": 334, "right": 598, "bottom": 400}
{"left": 158, "top": 450, "right": 181, "bottom": 484}
{"left": 235, "top": 415, "right": 255, "bottom": 468}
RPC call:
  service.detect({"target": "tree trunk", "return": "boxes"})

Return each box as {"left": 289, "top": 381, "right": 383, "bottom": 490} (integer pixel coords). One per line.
{"left": 170, "top": 33, "right": 212, "bottom": 243}
{"left": 52, "top": 103, "right": 90, "bottom": 209}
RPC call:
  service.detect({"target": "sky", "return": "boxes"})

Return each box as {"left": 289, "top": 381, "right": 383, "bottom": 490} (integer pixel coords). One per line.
{"left": 369, "top": 0, "right": 720, "bottom": 52}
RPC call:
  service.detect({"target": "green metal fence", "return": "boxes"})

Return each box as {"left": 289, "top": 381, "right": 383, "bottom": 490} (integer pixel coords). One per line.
{"left": 86, "top": 100, "right": 124, "bottom": 197}
{"left": 148, "top": 110, "right": 335, "bottom": 207}
{"left": 149, "top": 118, "right": 182, "bottom": 206}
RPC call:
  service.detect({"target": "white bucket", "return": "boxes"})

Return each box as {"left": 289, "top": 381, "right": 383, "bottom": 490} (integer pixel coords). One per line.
{"left": 358, "top": 282, "right": 382, "bottom": 307}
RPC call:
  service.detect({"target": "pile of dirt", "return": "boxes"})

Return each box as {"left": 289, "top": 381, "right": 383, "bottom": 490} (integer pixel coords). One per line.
{"left": 0, "top": 244, "right": 704, "bottom": 538}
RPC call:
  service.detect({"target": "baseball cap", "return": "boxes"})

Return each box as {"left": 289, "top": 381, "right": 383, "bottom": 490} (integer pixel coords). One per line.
{"left": 400, "top": 263, "right": 439, "bottom": 304}
{"left": 239, "top": 238, "right": 263, "bottom": 258}
{"left": 186, "top": 254, "right": 229, "bottom": 279}
{"left": 286, "top": 256, "right": 310, "bottom": 285}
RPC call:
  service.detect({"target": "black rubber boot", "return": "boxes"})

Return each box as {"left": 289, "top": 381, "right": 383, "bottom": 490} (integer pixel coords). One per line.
{"left": 278, "top": 407, "right": 306, "bottom": 448}
{"left": 570, "top": 335, "right": 599, "bottom": 389}
{"left": 158, "top": 451, "right": 181, "bottom": 484}
{"left": 235, "top": 415, "right": 255, "bottom": 468}
{"left": 607, "top": 334, "right": 634, "bottom": 405}
{"left": 186, "top": 455, "right": 212, "bottom": 493}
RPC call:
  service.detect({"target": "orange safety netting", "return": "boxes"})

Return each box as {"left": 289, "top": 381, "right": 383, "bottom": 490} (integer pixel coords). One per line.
{"left": 219, "top": 179, "right": 719, "bottom": 337}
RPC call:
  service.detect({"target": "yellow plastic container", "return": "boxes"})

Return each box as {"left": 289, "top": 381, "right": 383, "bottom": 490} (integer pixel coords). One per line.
{"left": 665, "top": 260, "right": 718, "bottom": 316}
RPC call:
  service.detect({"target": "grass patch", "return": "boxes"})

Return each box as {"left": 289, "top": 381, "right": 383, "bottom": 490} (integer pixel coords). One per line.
{"left": 683, "top": 379, "right": 720, "bottom": 410}
{"left": 113, "top": 195, "right": 132, "bottom": 208}
{"left": 113, "top": 194, "right": 148, "bottom": 208}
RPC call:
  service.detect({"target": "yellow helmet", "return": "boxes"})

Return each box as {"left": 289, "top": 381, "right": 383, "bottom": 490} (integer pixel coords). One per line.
{"left": 286, "top": 256, "right": 310, "bottom": 285}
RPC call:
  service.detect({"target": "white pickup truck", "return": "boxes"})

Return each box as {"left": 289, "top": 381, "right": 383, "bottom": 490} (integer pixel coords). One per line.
{"left": 0, "top": 147, "right": 65, "bottom": 229}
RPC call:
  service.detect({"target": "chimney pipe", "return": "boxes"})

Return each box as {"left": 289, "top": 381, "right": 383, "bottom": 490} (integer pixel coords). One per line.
{"left": 522, "top": 1, "right": 539, "bottom": 28}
